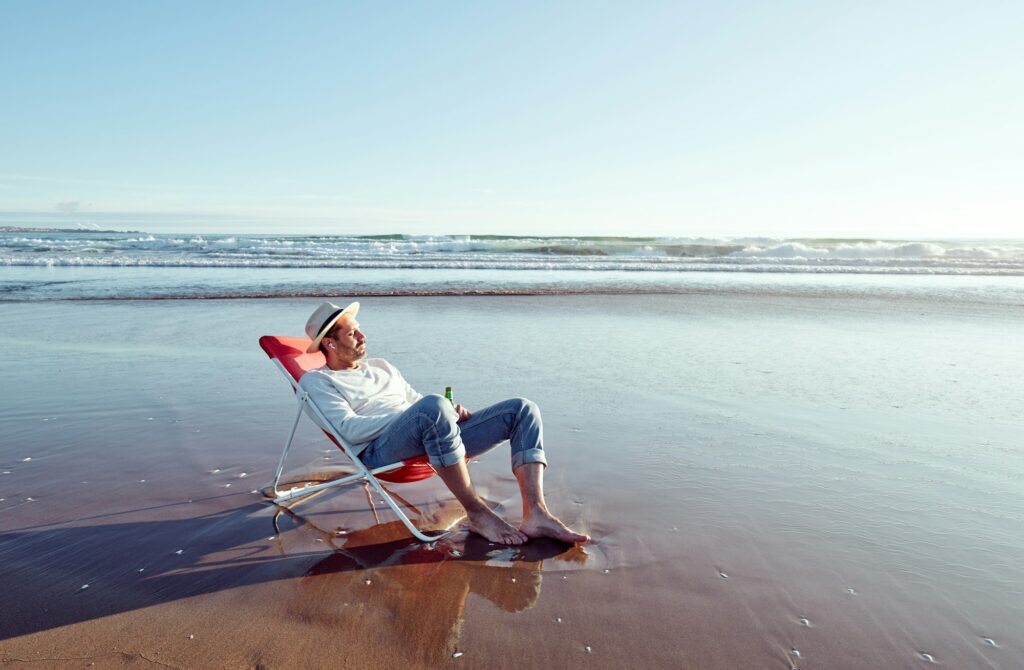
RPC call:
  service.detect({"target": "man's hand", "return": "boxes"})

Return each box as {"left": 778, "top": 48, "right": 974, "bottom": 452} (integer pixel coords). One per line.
{"left": 454, "top": 403, "right": 472, "bottom": 423}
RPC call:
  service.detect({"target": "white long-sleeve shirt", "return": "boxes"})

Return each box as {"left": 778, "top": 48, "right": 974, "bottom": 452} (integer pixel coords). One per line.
{"left": 298, "top": 358, "right": 423, "bottom": 454}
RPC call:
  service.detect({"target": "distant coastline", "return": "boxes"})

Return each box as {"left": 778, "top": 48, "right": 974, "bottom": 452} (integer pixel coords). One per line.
{"left": 0, "top": 225, "right": 141, "bottom": 234}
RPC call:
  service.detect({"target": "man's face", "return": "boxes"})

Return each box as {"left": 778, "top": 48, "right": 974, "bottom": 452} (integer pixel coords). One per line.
{"left": 325, "top": 318, "right": 366, "bottom": 362}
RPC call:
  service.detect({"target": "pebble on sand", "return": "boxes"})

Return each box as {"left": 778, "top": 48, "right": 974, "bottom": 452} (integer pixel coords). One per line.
{"left": 452, "top": 652, "right": 464, "bottom": 658}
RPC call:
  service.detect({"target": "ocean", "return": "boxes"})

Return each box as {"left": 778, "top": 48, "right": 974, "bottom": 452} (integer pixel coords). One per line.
{"left": 2, "top": 231, "right": 1024, "bottom": 302}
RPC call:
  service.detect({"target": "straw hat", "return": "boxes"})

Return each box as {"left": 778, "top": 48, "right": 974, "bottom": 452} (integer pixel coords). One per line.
{"left": 304, "top": 300, "right": 360, "bottom": 353}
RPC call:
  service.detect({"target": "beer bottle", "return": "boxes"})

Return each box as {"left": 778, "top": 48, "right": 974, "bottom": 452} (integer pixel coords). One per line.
{"left": 444, "top": 386, "right": 454, "bottom": 406}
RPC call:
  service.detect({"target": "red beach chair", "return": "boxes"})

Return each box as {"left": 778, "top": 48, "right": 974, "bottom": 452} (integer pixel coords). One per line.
{"left": 259, "top": 335, "right": 451, "bottom": 542}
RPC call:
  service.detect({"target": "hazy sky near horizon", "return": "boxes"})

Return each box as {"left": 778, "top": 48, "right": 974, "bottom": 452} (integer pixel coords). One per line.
{"left": 1, "top": 1, "right": 1021, "bottom": 238}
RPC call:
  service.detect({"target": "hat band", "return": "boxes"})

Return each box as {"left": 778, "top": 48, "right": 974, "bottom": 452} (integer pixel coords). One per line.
{"left": 316, "top": 307, "right": 347, "bottom": 340}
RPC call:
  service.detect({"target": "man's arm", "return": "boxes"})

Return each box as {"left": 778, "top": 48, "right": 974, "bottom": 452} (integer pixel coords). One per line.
{"left": 299, "top": 373, "right": 397, "bottom": 447}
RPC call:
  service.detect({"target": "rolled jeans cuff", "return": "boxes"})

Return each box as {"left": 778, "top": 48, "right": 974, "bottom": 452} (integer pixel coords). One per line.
{"left": 432, "top": 442, "right": 466, "bottom": 469}
{"left": 512, "top": 447, "right": 547, "bottom": 470}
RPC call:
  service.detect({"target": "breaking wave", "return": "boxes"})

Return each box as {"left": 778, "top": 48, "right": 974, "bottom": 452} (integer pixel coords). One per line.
{"left": 1, "top": 233, "right": 1022, "bottom": 275}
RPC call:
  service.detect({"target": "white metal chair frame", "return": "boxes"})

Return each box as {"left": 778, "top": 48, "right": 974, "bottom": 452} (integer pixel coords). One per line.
{"left": 266, "top": 357, "right": 452, "bottom": 543}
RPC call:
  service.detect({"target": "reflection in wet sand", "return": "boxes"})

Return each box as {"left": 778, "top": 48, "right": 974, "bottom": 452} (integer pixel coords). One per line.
{"left": 275, "top": 497, "right": 585, "bottom": 666}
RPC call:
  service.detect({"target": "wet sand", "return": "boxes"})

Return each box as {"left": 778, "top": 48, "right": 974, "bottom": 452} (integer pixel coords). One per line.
{"left": 1, "top": 294, "right": 1022, "bottom": 668}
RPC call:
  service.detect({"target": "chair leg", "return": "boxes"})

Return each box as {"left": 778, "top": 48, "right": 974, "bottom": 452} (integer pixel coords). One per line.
{"left": 271, "top": 395, "right": 308, "bottom": 498}
{"left": 362, "top": 471, "right": 453, "bottom": 543}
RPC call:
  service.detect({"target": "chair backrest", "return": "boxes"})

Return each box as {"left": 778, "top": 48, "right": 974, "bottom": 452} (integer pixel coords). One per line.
{"left": 259, "top": 335, "right": 324, "bottom": 386}
{"left": 258, "top": 334, "right": 435, "bottom": 483}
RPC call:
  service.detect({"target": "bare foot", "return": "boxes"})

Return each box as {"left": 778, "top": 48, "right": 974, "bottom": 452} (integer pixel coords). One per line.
{"left": 467, "top": 508, "right": 528, "bottom": 545}
{"left": 520, "top": 513, "right": 590, "bottom": 544}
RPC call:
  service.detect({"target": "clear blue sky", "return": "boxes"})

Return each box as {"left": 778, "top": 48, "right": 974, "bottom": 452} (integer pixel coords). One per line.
{"left": 1, "top": 1, "right": 1021, "bottom": 237}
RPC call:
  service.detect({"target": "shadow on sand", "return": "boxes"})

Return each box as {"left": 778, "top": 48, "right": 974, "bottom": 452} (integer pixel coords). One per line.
{"left": 0, "top": 484, "right": 586, "bottom": 662}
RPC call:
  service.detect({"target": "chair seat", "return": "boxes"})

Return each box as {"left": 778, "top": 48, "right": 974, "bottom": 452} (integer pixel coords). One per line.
{"left": 376, "top": 453, "right": 435, "bottom": 483}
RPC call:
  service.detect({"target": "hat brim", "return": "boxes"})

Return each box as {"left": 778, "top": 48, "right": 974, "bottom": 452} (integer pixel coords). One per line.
{"left": 306, "top": 301, "right": 360, "bottom": 353}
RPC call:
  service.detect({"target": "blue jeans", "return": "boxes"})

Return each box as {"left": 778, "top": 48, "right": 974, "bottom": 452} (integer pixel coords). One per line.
{"left": 359, "top": 395, "right": 548, "bottom": 471}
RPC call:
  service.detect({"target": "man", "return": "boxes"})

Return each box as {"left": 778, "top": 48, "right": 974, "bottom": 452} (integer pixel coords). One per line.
{"left": 298, "top": 300, "right": 589, "bottom": 546}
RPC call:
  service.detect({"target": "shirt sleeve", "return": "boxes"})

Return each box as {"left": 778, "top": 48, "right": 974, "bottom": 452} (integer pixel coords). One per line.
{"left": 299, "top": 371, "right": 398, "bottom": 448}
